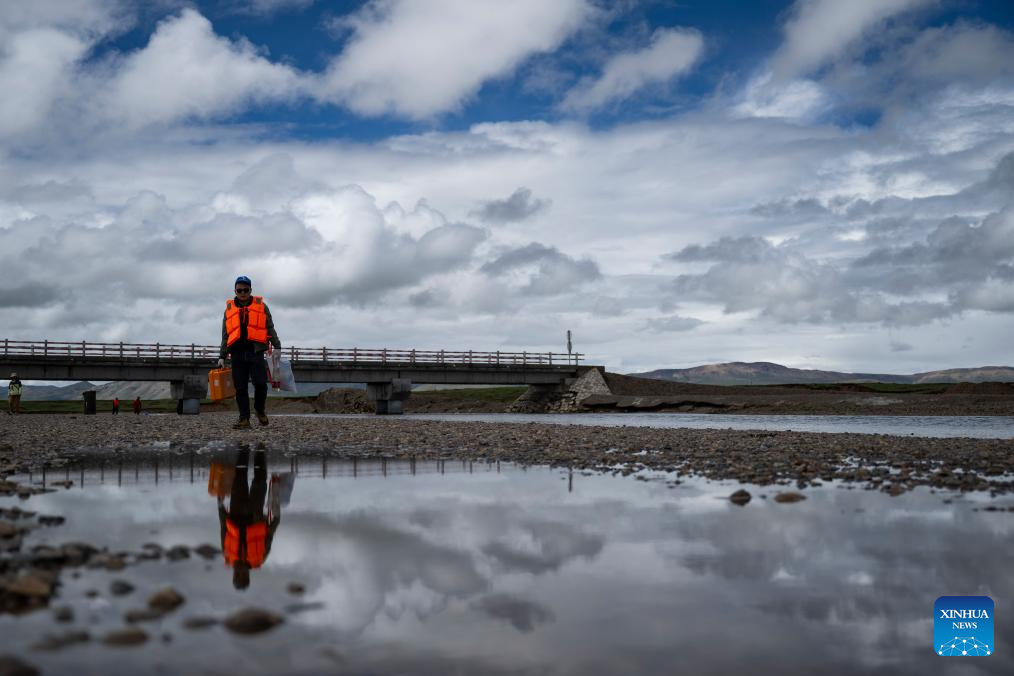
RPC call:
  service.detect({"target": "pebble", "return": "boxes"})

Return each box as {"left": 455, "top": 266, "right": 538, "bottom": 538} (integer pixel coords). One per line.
{"left": 729, "top": 489, "right": 752, "bottom": 506}
{"left": 52, "top": 606, "right": 74, "bottom": 623}
{"left": 165, "top": 546, "right": 190, "bottom": 562}
{"left": 147, "top": 587, "right": 184, "bottom": 612}
{"left": 102, "top": 628, "right": 148, "bottom": 647}
{"left": 286, "top": 582, "right": 306, "bottom": 595}
{"left": 110, "top": 580, "right": 135, "bottom": 596}
{"left": 30, "top": 630, "right": 90, "bottom": 652}
{"left": 5, "top": 573, "right": 54, "bottom": 599}
{"left": 88, "top": 554, "right": 125, "bottom": 571}
{"left": 0, "top": 655, "right": 39, "bottom": 676}
{"left": 182, "top": 616, "right": 218, "bottom": 630}
{"left": 223, "top": 608, "right": 283, "bottom": 635}
{"left": 774, "top": 492, "right": 807, "bottom": 503}
{"left": 193, "top": 544, "right": 219, "bottom": 560}
{"left": 0, "top": 523, "right": 17, "bottom": 539}
{"left": 124, "top": 608, "right": 164, "bottom": 624}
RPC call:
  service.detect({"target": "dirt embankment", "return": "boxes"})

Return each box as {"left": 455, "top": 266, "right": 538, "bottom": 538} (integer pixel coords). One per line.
{"left": 597, "top": 373, "right": 1014, "bottom": 416}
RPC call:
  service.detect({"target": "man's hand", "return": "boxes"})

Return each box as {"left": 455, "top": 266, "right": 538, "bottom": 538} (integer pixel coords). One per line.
{"left": 217, "top": 358, "right": 225, "bottom": 369}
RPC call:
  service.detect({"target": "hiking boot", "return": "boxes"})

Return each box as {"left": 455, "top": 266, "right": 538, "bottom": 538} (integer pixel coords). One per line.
{"left": 233, "top": 418, "right": 251, "bottom": 430}
{"left": 255, "top": 412, "right": 269, "bottom": 427}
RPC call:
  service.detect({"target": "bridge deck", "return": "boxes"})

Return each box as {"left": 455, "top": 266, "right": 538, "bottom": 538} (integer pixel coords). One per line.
{"left": 1, "top": 340, "right": 587, "bottom": 385}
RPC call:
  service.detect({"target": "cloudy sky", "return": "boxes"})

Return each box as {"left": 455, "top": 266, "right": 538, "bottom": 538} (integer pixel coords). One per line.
{"left": 1, "top": 0, "right": 1012, "bottom": 374}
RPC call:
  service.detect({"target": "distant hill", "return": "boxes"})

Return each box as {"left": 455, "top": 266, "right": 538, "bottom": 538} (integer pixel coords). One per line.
{"left": 630, "top": 362, "right": 1014, "bottom": 386}
{"left": 910, "top": 367, "right": 1014, "bottom": 383}
{"left": 0, "top": 381, "right": 100, "bottom": 401}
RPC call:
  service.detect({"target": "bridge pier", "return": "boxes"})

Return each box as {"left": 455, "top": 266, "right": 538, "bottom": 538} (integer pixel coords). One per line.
{"left": 366, "top": 379, "right": 411, "bottom": 415}
{"left": 170, "top": 375, "right": 208, "bottom": 415}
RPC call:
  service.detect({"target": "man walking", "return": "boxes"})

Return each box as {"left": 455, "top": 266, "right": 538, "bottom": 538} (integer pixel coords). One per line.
{"left": 7, "top": 373, "right": 22, "bottom": 414}
{"left": 133, "top": 397, "right": 142, "bottom": 415}
{"left": 112, "top": 397, "right": 120, "bottom": 415}
{"left": 216, "top": 446, "right": 282, "bottom": 590}
{"left": 219, "top": 276, "right": 281, "bottom": 429}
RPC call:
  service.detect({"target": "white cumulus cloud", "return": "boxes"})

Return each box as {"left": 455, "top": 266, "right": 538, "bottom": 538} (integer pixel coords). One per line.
{"left": 562, "top": 27, "right": 703, "bottom": 112}
{"left": 0, "top": 28, "right": 88, "bottom": 137}
{"left": 104, "top": 9, "right": 306, "bottom": 127}
{"left": 320, "top": 0, "right": 592, "bottom": 118}
{"left": 771, "top": 0, "right": 935, "bottom": 79}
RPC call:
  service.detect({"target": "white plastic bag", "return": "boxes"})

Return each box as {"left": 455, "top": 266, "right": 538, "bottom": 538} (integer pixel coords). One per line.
{"left": 275, "top": 358, "right": 297, "bottom": 392}
{"left": 268, "top": 471, "right": 295, "bottom": 521}
{"left": 267, "top": 348, "right": 283, "bottom": 389}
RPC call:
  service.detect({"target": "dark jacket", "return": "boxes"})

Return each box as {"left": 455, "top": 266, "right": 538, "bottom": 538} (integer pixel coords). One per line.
{"left": 220, "top": 296, "right": 281, "bottom": 360}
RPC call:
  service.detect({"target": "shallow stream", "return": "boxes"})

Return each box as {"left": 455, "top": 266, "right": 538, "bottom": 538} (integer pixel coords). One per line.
{"left": 333, "top": 412, "right": 1014, "bottom": 438}
{"left": 2, "top": 450, "right": 1012, "bottom": 675}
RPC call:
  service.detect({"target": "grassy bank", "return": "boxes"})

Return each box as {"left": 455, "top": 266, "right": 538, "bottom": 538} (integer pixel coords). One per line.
{"left": 784, "top": 382, "right": 952, "bottom": 394}
{"left": 10, "top": 388, "right": 527, "bottom": 415}
{"left": 14, "top": 399, "right": 185, "bottom": 414}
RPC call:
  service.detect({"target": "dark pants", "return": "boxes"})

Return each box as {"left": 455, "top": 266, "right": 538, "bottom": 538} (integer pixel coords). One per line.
{"left": 231, "top": 448, "right": 268, "bottom": 520}
{"left": 231, "top": 351, "right": 267, "bottom": 419}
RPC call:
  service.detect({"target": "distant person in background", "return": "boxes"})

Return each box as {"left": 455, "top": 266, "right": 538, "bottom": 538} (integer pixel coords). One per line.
{"left": 7, "top": 373, "right": 22, "bottom": 414}
{"left": 218, "top": 275, "right": 282, "bottom": 429}
{"left": 133, "top": 397, "right": 142, "bottom": 415}
{"left": 112, "top": 397, "right": 120, "bottom": 415}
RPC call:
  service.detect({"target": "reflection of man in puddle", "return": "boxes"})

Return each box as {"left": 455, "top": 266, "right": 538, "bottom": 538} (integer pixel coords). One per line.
{"left": 218, "top": 447, "right": 280, "bottom": 590}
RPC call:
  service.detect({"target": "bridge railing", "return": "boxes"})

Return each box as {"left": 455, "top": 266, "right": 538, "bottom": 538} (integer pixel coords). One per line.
{"left": 0, "top": 339, "right": 583, "bottom": 367}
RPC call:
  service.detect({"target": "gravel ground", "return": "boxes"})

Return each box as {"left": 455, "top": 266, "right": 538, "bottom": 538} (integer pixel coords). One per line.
{"left": 1, "top": 413, "right": 1012, "bottom": 495}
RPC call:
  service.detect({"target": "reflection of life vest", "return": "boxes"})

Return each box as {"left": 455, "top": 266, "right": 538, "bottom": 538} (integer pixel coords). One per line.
{"left": 225, "top": 296, "right": 268, "bottom": 346}
{"left": 224, "top": 519, "right": 268, "bottom": 568}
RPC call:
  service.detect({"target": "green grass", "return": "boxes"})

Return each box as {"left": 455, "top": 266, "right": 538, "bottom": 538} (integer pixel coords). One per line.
{"left": 13, "top": 388, "right": 527, "bottom": 413}
{"left": 414, "top": 387, "right": 527, "bottom": 403}
{"left": 850, "top": 382, "right": 951, "bottom": 394}
{"left": 776, "top": 382, "right": 951, "bottom": 394}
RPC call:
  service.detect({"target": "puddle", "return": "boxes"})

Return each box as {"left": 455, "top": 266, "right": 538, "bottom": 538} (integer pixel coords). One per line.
{"left": 2, "top": 448, "right": 1012, "bottom": 675}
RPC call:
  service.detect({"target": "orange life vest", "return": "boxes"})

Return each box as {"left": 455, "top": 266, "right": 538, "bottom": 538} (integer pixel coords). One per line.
{"left": 225, "top": 296, "right": 268, "bottom": 347}
{"left": 224, "top": 519, "right": 268, "bottom": 568}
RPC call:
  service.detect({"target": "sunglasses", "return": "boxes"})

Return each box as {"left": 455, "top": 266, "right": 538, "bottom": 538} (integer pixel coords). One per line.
{"left": 235, "top": 287, "right": 252, "bottom": 294}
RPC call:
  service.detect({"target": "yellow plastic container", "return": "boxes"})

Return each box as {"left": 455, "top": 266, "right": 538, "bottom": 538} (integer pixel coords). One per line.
{"left": 208, "top": 461, "right": 236, "bottom": 498}
{"left": 208, "top": 367, "right": 236, "bottom": 402}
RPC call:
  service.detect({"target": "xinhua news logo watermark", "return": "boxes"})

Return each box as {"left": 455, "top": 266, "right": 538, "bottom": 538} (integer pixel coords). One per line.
{"left": 935, "top": 596, "right": 994, "bottom": 656}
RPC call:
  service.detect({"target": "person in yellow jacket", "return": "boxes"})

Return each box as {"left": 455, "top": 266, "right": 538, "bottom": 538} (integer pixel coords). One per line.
{"left": 7, "top": 373, "right": 22, "bottom": 414}
{"left": 218, "top": 276, "right": 281, "bottom": 429}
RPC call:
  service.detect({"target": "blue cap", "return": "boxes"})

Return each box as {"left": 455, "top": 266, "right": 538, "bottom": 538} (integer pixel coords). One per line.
{"left": 235, "top": 276, "right": 252, "bottom": 286}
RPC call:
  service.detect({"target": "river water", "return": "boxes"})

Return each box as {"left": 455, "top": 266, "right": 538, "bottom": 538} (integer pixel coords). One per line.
{"left": 318, "top": 412, "right": 1014, "bottom": 439}
{"left": 2, "top": 450, "right": 1011, "bottom": 675}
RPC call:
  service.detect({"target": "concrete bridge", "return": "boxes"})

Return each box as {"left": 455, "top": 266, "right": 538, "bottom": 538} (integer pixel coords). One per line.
{"left": 1, "top": 339, "right": 590, "bottom": 414}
